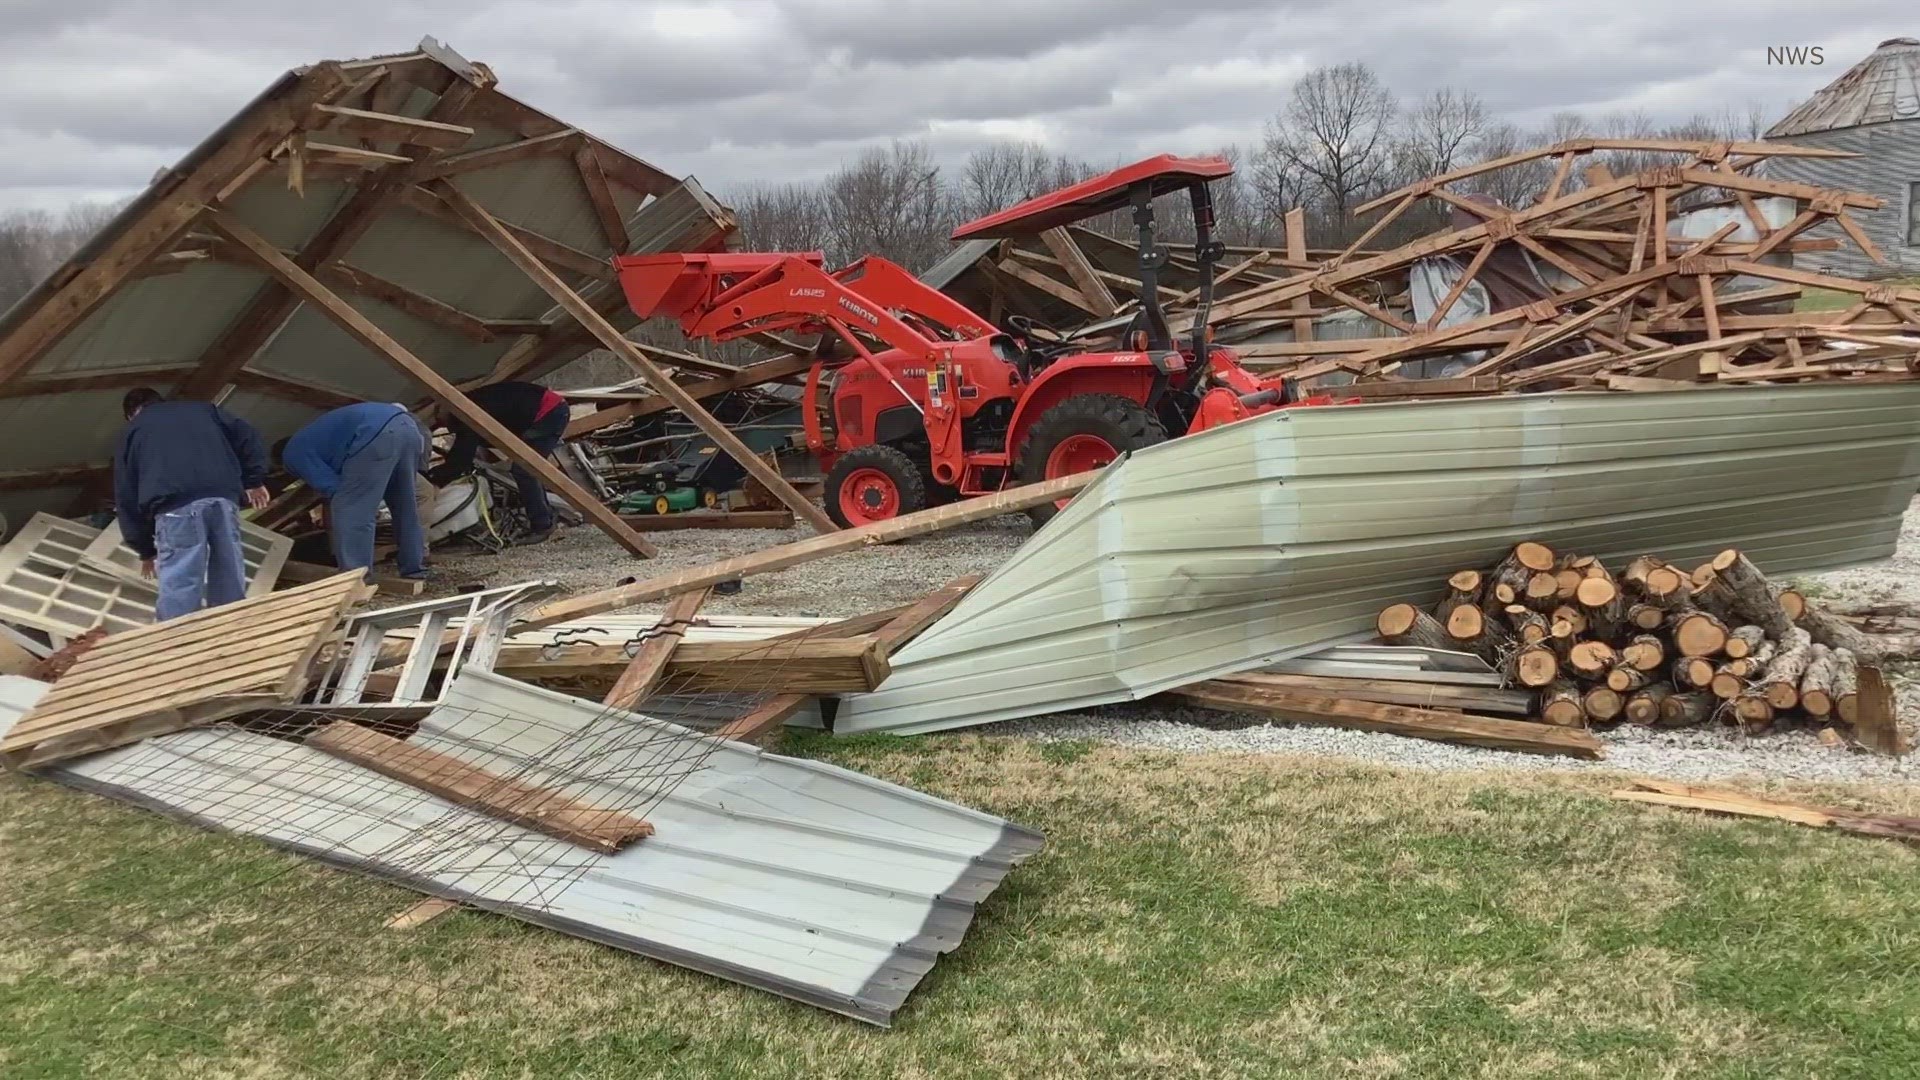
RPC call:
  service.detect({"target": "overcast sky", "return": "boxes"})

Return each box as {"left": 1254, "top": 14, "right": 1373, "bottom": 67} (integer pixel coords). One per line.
{"left": 0, "top": 1, "right": 1906, "bottom": 214}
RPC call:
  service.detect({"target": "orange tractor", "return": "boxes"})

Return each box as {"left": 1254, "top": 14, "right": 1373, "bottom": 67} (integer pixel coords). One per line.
{"left": 617, "top": 154, "right": 1343, "bottom": 528}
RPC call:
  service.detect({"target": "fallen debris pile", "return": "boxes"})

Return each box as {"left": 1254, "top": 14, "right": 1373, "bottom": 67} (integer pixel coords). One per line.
{"left": 1369, "top": 543, "right": 1911, "bottom": 752}
{"left": 936, "top": 139, "right": 1920, "bottom": 391}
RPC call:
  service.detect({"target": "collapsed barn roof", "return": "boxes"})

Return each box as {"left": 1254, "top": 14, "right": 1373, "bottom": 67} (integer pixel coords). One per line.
{"left": 0, "top": 38, "right": 736, "bottom": 533}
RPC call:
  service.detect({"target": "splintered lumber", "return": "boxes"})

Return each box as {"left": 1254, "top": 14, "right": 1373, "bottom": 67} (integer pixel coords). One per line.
{"left": 1658, "top": 690, "right": 1717, "bottom": 728}
{"left": 1757, "top": 629, "right": 1814, "bottom": 710}
{"left": 1672, "top": 655, "right": 1716, "bottom": 691}
{"left": 1624, "top": 683, "right": 1674, "bottom": 725}
{"left": 1621, "top": 635, "right": 1665, "bottom": 672}
{"left": 1852, "top": 664, "right": 1906, "bottom": 756}
{"left": 1538, "top": 681, "right": 1587, "bottom": 728}
{"left": 1209, "top": 672, "right": 1534, "bottom": 716}
{"left": 1611, "top": 779, "right": 1920, "bottom": 842}
{"left": 1507, "top": 606, "right": 1549, "bottom": 645}
{"left": 1671, "top": 610, "right": 1730, "bottom": 658}
{"left": 1583, "top": 685, "right": 1625, "bottom": 723}
{"left": 1833, "top": 650, "right": 1860, "bottom": 724}
{"left": 1568, "top": 640, "right": 1617, "bottom": 680}
{"left": 1700, "top": 550, "right": 1796, "bottom": 638}
{"left": 1606, "top": 664, "right": 1650, "bottom": 693}
{"left": 1511, "top": 643, "right": 1562, "bottom": 688}
{"left": 1169, "top": 681, "right": 1604, "bottom": 758}
{"left": 494, "top": 636, "right": 891, "bottom": 693}
{"left": 1724, "top": 625, "right": 1766, "bottom": 659}
{"left": 307, "top": 722, "right": 653, "bottom": 853}
{"left": 1799, "top": 644, "right": 1840, "bottom": 717}
{"left": 1378, "top": 603, "right": 1452, "bottom": 650}
{"left": 519, "top": 471, "right": 1096, "bottom": 632}
{"left": 0, "top": 572, "right": 372, "bottom": 769}
{"left": 1627, "top": 604, "right": 1666, "bottom": 631}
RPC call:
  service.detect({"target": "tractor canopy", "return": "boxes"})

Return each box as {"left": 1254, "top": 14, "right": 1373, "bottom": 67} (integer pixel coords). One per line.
{"left": 950, "top": 154, "right": 1234, "bottom": 240}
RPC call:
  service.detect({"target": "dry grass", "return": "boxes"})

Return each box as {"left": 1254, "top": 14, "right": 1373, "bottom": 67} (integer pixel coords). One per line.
{"left": 3, "top": 732, "right": 1919, "bottom": 1078}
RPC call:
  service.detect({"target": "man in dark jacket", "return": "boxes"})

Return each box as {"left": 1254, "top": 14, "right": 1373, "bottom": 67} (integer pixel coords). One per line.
{"left": 112, "top": 388, "right": 270, "bottom": 621}
{"left": 280, "top": 402, "right": 431, "bottom": 580}
{"left": 426, "top": 381, "right": 568, "bottom": 543}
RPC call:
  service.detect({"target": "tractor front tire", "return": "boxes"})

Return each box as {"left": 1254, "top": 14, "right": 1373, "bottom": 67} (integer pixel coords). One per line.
{"left": 1014, "top": 393, "right": 1167, "bottom": 528}
{"left": 825, "top": 444, "right": 928, "bottom": 529}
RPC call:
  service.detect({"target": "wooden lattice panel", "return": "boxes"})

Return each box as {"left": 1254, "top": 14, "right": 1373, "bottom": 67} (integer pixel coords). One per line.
{"left": 79, "top": 515, "right": 293, "bottom": 599}
{"left": 1, "top": 571, "right": 372, "bottom": 768}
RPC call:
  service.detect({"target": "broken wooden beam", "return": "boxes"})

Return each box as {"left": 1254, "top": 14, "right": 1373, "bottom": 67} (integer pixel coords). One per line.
{"left": 603, "top": 588, "right": 710, "bottom": 709}
{"left": 307, "top": 722, "right": 653, "bottom": 853}
{"left": 1214, "top": 672, "right": 1535, "bottom": 716}
{"left": 1166, "top": 681, "right": 1605, "bottom": 759}
{"left": 494, "top": 635, "right": 891, "bottom": 694}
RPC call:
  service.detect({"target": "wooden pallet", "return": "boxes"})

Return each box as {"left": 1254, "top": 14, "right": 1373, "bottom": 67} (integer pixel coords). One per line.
{"left": 79, "top": 515, "right": 293, "bottom": 599}
{"left": 1, "top": 570, "right": 372, "bottom": 769}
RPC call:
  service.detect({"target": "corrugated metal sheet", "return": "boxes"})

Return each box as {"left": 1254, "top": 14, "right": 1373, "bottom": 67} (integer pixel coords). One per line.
{"left": 837, "top": 383, "right": 1920, "bottom": 735}
{"left": 15, "top": 670, "right": 1039, "bottom": 1025}
{"left": 1768, "top": 38, "right": 1920, "bottom": 137}
{"left": 1767, "top": 125, "right": 1920, "bottom": 276}
{"left": 0, "top": 41, "right": 732, "bottom": 522}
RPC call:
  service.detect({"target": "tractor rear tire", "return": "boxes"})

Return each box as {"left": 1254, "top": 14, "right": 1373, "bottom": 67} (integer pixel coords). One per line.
{"left": 1014, "top": 393, "right": 1167, "bottom": 528}
{"left": 825, "top": 444, "right": 927, "bottom": 529}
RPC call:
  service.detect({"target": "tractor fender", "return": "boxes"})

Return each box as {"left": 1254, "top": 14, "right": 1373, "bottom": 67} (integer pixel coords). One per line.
{"left": 1004, "top": 355, "right": 1161, "bottom": 455}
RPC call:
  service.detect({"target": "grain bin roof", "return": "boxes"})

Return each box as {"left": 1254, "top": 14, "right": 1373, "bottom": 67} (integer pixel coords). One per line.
{"left": 0, "top": 38, "right": 735, "bottom": 529}
{"left": 1767, "top": 37, "right": 1920, "bottom": 137}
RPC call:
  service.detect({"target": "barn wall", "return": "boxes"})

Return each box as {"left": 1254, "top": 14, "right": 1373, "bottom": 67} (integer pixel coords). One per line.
{"left": 1769, "top": 122, "right": 1920, "bottom": 278}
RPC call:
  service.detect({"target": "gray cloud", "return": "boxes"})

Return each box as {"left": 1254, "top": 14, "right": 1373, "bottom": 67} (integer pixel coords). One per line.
{"left": 0, "top": 0, "right": 1905, "bottom": 213}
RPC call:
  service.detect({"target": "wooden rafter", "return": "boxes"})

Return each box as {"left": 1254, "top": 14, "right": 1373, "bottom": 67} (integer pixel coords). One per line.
{"left": 565, "top": 353, "right": 816, "bottom": 438}
{"left": 574, "top": 144, "right": 630, "bottom": 254}
{"left": 307, "top": 104, "right": 475, "bottom": 149}
{"left": 426, "top": 180, "right": 836, "bottom": 534}
{"left": 603, "top": 587, "right": 711, "bottom": 708}
{"left": 202, "top": 208, "right": 662, "bottom": 558}
{"left": 411, "top": 130, "right": 580, "bottom": 179}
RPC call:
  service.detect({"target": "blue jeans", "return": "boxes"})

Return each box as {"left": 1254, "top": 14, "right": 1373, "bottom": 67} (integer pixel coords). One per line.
{"left": 332, "top": 418, "right": 426, "bottom": 577}
{"left": 154, "top": 497, "right": 247, "bottom": 621}
{"left": 512, "top": 406, "right": 569, "bottom": 530}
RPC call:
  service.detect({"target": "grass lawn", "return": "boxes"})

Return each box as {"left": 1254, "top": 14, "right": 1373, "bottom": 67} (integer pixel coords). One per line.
{"left": 4, "top": 732, "right": 1920, "bottom": 1078}
{"left": 1797, "top": 275, "right": 1920, "bottom": 313}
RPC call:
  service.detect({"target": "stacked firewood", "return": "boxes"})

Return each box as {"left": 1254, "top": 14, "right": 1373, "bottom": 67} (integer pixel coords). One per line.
{"left": 1375, "top": 543, "right": 1902, "bottom": 742}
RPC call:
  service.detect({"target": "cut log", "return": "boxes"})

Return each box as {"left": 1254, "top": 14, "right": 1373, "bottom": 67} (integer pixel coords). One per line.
{"left": 1575, "top": 574, "right": 1617, "bottom": 609}
{"left": 1377, "top": 604, "right": 1451, "bottom": 651}
{"left": 1524, "top": 572, "right": 1562, "bottom": 610}
{"left": 1709, "top": 666, "right": 1747, "bottom": 701}
{"left": 1703, "top": 550, "right": 1797, "bottom": 638}
{"left": 1506, "top": 606, "right": 1549, "bottom": 644}
{"left": 1671, "top": 655, "right": 1716, "bottom": 690}
{"left": 1798, "top": 600, "right": 1892, "bottom": 663}
{"left": 1483, "top": 560, "right": 1533, "bottom": 618}
{"left": 1549, "top": 617, "right": 1578, "bottom": 643}
{"left": 1435, "top": 569, "right": 1484, "bottom": 622}
{"left": 1643, "top": 565, "right": 1692, "bottom": 606}
{"left": 1670, "top": 610, "right": 1729, "bottom": 658}
{"left": 1724, "top": 625, "right": 1765, "bottom": 659}
{"left": 1568, "top": 640, "right": 1616, "bottom": 680}
{"left": 1511, "top": 542, "right": 1556, "bottom": 573}
{"left": 1689, "top": 568, "right": 1743, "bottom": 623}
{"left": 1168, "top": 681, "right": 1604, "bottom": 759}
{"left": 1627, "top": 603, "right": 1666, "bottom": 631}
{"left": 1510, "top": 644, "right": 1562, "bottom": 688}
{"left": 1583, "top": 685, "right": 1625, "bottom": 723}
{"left": 1658, "top": 690, "right": 1716, "bottom": 728}
{"left": 1719, "top": 637, "right": 1776, "bottom": 681}
{"left": 1756, "top": 628, "right": 1813, "bottom": 710}
{"left": 1624, "top": 683, "right": 1674, "bottom": 726}
{"left": 1621, "top": 635, "right": 1665, "bottom": 672}
{"left": 1606, "top": 664, "right": 1650, "bottom": 693}
{"left": 1733, "top": 692, "right": 1775, "bottom": 729}
{"left": 1798, "top": 643, "right": 1839, "bottom": 717}
{"left": 1554, "top": 567, "right": 1585, "bottom": 601}
{"left": 1552, "top": 605, "right": 1589, "bottom": 636}
{"left": 1833, "top": 648, "right": 1859, "bottom": 725}
{"left": 1621, "top": 555, "right": 1663, "bottom": 593}
{"left": 1776, "top": 587, "right": 1807, "bottom": 622}
{"left": 1444, "top": 603, "right": 1512, "bottom": 661}
{"left": 1538, "top": 680, "right": 1587, "bottom": 728}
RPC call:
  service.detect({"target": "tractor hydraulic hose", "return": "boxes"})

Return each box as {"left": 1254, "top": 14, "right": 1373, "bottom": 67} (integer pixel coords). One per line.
{"left": 1238, "top": 387, "right": 1282, "bottom": 409}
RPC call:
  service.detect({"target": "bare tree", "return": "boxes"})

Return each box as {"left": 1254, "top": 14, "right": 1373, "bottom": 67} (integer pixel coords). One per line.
{"left": 1461, "top": 122, "right": 1556, "bottom": 209}
{"left": 955, "top": 141, "right": 1087, "bottom": 220}
{"left": 821, "top": 140, "right": 955, "bottom": 271}
{"left": 731, "top": 182, "right": 831, "bottom": 254}
{"left": 1263, "top": 63, "right": 1400, "bottom": 242}
{"left": 1398, "top": 88, "right": 1489, "bottom": 178}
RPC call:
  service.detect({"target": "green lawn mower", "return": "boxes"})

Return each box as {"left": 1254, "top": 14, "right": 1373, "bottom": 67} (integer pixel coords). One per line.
{"left": 615, "top": 461, "right": 721, "bottom": 516}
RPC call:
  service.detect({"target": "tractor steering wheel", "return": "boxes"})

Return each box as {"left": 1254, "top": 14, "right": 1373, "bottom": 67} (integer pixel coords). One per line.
{"left": 1006, "top": 314, "right": 1065, "bottom": 342}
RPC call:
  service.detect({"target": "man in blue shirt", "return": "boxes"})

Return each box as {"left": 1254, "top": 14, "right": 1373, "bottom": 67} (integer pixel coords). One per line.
{"left": 280, "top": 402, "right": 430, "bottom": 581}
{"left": 112, "top": 388, "right": 270, "bottom": 621}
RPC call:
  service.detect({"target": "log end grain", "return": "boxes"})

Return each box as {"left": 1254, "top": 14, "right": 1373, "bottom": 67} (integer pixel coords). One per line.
{"left": 1514, "top": 542, "right": 1556, "bottom": 573}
